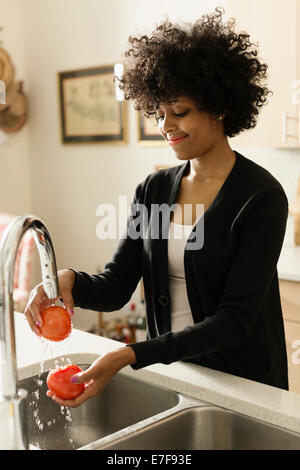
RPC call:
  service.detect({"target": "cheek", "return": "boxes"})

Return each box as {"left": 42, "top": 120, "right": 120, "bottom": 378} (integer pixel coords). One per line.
{"left": 189, "top": 124, "right": 212, "bottom": 143}
{"left": 158, "top": 122, "right": 165, "bottom": 136}
{"left": 179, "top": 126, "right": 215, "bottom": 157}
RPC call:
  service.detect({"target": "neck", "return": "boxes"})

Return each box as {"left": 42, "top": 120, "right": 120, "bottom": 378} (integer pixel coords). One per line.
{"left": 187, "top": 140, "right": 236, "bottom": 183}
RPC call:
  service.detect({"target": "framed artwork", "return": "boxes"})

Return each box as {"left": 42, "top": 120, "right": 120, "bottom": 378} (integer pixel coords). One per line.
{"left": 137, "top": 112, "right": 165, "bottom": 145}
{"left": 58, "top": 65, "right": 127, "bottom": 144}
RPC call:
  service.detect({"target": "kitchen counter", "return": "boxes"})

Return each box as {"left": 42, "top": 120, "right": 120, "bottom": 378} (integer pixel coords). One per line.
{"left": 11, "top": 312, "right": 300, "bottom": 437}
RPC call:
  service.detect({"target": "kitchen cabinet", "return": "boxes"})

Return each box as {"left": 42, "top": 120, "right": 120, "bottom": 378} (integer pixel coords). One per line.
{"left": 279, "top": 279, "right": 300, "bottom": 393}
{"left": 225, "top": 0, "right": 300, "bottom": 148}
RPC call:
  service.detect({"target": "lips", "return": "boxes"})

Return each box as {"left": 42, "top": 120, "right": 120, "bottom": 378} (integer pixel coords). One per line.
{"left": 167, "top": 135, "right": 188, "bottom": 146}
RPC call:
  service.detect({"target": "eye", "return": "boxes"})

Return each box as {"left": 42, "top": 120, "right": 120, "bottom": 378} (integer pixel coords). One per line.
{"left": 174, "top": 112, "right": 187, "bottom": 118}
{"left": 155, "top": 111, "right": 187, "bottom": 121}
{"left": 154, "top": 115, "right": 164, "bottom": 126}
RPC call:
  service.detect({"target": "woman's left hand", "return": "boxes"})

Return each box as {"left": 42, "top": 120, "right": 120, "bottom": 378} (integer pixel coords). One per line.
{"left": 46, "top": 346, "right": 136, "bottom": 408}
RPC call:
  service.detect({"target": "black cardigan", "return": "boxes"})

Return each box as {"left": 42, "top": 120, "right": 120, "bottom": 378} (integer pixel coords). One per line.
{"left": 71, "top": 151, "right": 289, "bottom": 390}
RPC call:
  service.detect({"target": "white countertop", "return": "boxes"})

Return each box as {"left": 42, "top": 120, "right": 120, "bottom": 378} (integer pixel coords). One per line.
{"left": 10, "top": 312, "right": 300, "bottom": 436}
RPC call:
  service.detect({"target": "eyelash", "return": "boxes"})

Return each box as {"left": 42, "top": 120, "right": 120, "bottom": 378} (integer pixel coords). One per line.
{"left": 156, "top": 112, "right": 187, "bottom": 121}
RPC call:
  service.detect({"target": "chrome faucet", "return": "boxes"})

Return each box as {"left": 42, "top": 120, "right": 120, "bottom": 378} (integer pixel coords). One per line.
{"left": 0, "top": 215, "right": 59, "bottom": 449}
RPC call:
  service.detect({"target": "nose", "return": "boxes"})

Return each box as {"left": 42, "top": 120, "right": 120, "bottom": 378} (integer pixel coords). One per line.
{"left": 160, "top": 114, "right": 177, "bottom": 135}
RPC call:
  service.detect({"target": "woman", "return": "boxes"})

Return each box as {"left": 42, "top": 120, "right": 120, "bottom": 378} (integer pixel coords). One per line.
{"left": 25, "top": 7, "right": 289, "bottom": 407}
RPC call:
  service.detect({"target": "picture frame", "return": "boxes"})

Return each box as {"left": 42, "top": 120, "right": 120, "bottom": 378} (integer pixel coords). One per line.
{"left": 137, "top": 112, "right": 165, "bottom": 145}
{"left": 58, "top": 64, "right": 127, "bottom": 144}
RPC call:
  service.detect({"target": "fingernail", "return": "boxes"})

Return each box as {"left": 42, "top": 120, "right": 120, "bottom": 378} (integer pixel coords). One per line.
{"left": 71, "top": 376, "right": 78, "bottom": 383}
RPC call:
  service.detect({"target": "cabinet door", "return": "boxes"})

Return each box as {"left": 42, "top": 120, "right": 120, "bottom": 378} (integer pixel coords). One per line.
{"left": 279, "top": 280, "right": 300, "bottom": 393}
{"left": 279, "top": 279, "right": 300, "bottom": 323}
{"left": 225, "top": 0, "right": 299, "bottom": 148}
{"left": 284, "top": 320, "right": 300, "bottom": 393}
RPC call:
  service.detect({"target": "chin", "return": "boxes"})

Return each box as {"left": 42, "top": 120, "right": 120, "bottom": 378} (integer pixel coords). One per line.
{"left": 173, "top": 152, "right": 191, "bottom": 161}
{"left": 175, "top": 154, "right": 197, "bottom": 163}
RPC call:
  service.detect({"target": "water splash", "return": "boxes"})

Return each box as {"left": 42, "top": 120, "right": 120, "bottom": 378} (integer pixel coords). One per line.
{"left": 29, "top": 336, "right": 75, "bottom": 449}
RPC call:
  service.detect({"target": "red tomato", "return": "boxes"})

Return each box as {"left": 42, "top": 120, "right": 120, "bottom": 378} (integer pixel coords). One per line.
{"left": 38, "top": 305, "right": 72, "bottom": 342}
{"left": 47, "top": 364, "right": 84, "bottom": 400}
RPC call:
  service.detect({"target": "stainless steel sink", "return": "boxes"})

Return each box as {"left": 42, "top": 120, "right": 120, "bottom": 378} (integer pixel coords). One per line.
{"left": 18, "top": 360, "right": 300, "bottom": 451}
{"left": 18, "top": 364, "right": 180, "bottom": 450}
{"left": 99, "top": 405, "right": 300, "bottom": 450}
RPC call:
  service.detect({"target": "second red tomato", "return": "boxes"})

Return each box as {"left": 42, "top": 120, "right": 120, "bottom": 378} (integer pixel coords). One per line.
{"left": 47, "top": 364, "right": 84, "bottom": 400}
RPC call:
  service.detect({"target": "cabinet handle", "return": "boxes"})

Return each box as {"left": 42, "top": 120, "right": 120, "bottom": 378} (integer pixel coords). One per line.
{"left": 282, "top": 110, "right": 287, "bottom": 144}
{"left": 282, "top": 110, "right": 299, "bottom": 145}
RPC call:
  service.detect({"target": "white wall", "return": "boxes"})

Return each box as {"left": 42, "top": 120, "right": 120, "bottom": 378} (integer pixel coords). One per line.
{"left": 0, "top": 0, "right": 31, "bottom": 215}
{"left": 1, "top": 0, "right": 299, "bottom": 331}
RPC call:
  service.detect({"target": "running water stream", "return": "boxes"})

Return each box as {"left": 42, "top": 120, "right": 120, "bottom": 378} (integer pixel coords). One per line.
{"left": 28, "top": 336, "right": 75, "bottom": 449}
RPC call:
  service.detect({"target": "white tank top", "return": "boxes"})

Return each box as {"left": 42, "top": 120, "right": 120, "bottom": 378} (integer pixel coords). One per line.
{"left": 168, "top": 221, "right": 195, "bottom": 332}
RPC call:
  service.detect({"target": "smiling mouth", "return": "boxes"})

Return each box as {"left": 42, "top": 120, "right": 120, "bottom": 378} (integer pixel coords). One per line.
{"left": 167, "top": 135, "right": 188, "bottom": 146}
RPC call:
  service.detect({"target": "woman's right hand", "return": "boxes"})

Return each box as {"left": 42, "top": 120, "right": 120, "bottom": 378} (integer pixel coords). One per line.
{"left": 24, "top": 269, "right": 75, "bottom": 336}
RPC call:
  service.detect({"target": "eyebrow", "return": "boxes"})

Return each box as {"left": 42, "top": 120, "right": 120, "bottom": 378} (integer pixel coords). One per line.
{"left": 157, "top": 99, "right": 188, "bottom": 109}
{"left": 169, "top": 99, "right": 187, "bottom": 104}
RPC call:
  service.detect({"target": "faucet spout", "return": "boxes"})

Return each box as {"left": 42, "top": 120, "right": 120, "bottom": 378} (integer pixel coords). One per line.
{"left": 0, "top": 215, "right": 59, "bottom": 449}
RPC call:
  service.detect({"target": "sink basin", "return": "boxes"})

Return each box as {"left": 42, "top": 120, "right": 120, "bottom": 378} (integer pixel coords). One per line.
{"left": 18, "top": 364, "right": 180, "bottom": 450}
{"left": 19, "top": 359, "right": 300, "bottom": 451}
{"left": 99, "top": 405, "right": 300, "bottom": 450}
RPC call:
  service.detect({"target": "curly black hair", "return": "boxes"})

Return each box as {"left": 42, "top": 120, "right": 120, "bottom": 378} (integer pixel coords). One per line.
{"left": 117, "top": 6, "right": 271, "bottom": 138}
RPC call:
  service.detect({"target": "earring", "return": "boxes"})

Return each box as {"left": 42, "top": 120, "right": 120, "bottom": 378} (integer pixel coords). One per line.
{"left": 216, "top": 115, "right": 224, "bottom": 121}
